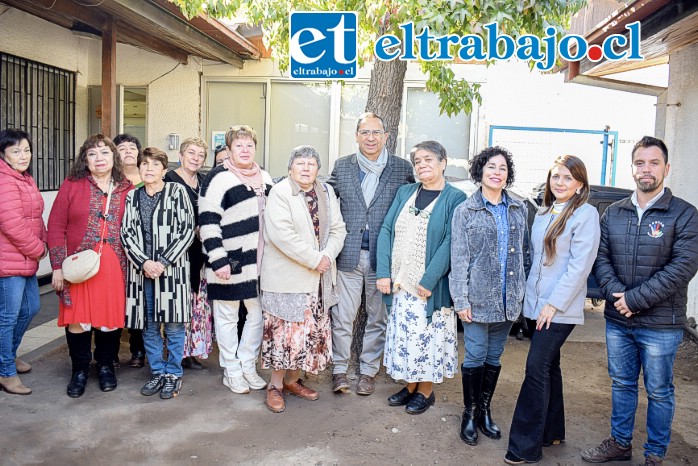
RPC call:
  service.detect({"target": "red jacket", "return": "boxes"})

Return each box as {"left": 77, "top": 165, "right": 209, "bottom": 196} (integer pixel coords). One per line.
{"left": 0, "top": 159, "right": 47, "bottom": 277}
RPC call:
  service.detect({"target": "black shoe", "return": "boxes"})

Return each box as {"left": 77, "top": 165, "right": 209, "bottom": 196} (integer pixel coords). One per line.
{"left": 98, "top": 365, "right": 117, "bottom": 392}
{"left": 67, "top": 371, "right": 88, "bottom": 398}
{"left": 181, "top": 357, "right": 204, "bottom": 370}
{"left": 479, "top": 363, "right": 502, "bottom": 439}
{"left": 460, "top": 366, "right": 484, "bottom": 445}
{"left": 388, "top": 387, "right": 415, "bottom": 406}
{"left": 405, "top": 391, "right": 435, "bottom": 414}
{"left": 160, "top": 375, "right": 182, "bottom": 400}
{"left": 129, "top": 351, "right": 145, "bottom": 368}
{"left": 504, "top": 451, "right": 527, "bottom": 464}
{"left": 141, "top": 374, "right": 165, "bottom": 396}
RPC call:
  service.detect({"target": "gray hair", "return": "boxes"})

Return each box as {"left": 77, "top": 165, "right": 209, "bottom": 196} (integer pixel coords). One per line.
{"left": 409, "top": 140, "right": 448, "bottom": 166}
{"left": 287, "top": 145, "right": 322, "bottom": 170}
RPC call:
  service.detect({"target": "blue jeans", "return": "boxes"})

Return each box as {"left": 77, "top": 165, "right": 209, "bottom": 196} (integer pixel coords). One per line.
{"left": 461, "top": 320, "right": 513, "bottom": 368}
{"left": 141, "top": 279, "right": 185, "bottom": 378}
{"left": 606, "top": 320, "right": 683, "bottom": 459}
{"left": 0, "top": 275, "right": 40, "bottom": 377}
{"left": 508, "top": 323, "right": 575, "bottom": 461}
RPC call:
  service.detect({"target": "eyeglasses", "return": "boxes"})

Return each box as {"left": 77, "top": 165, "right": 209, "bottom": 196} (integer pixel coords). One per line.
{"left": 230, "top": 124, "right": 254, "bottom": 132}
{"left": 357, "top": 130, "right": 385, "bottom": 138}
{"left": 214, "top": 144, "right": 227, "bottom": 154}
{"left": 409, "top": 205, "right": 431, "bottom": 219}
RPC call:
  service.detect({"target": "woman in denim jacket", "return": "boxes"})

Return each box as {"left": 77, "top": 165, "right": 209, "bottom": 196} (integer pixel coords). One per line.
{"left": 505, "top": 155, "right": 600, "bottom": 464}
{"left": 450, "top": 147, "right": 529, "bottom": 446}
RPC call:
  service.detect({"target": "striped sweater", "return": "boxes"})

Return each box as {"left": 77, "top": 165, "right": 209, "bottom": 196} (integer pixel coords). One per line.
{"left": 121, "top": 182, "right": 195, "bottom": 328}
{"left": 199, "top": 165, "right": 273, "bottom": 301}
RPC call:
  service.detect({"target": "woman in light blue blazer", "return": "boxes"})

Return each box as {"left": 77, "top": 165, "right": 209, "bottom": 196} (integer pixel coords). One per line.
{"left": 505, "top": 155, "right": 600, "bottom": 464}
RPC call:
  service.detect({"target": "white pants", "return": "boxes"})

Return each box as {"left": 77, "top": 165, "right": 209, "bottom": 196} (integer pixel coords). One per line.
{"left": 213, "top": 298, "right": 263, "bottom": 378}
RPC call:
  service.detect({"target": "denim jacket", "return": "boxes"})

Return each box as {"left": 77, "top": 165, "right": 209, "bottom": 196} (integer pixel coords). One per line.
{"left": 449, "top": 188, "right": 530, "bottom": 323}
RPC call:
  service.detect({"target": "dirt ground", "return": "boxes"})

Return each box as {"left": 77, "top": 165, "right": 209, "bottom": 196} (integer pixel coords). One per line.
{"left": 2, "top": 305, "right": 697, "bottom": 465}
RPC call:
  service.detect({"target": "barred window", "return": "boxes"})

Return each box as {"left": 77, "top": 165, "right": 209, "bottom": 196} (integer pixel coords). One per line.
{"left": 1, "top": 52, "right": 75, "bottom": 191}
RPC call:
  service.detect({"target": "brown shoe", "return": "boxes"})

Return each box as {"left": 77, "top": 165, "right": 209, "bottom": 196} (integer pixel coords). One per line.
{"left": 283, "top": 378, "right": 319, "bottom": 401}
{"left": 332, "top": 373, "right": 351, "bottom": 393}
{"left": 581, "top": 436, "right": 632, "bottom": 463}
{"left": 15, "top": 358, "right": 32, "bottom": 374}
{"left": 356, "top": 374, "right": 375, "bottom": 396}
{"left": 0, "top": 375, "right": 32, "bottom": 395}
{"left": 265, "top": 386, "right": 285, "bottom": 413}
{"left": 641, "top": 455, "right": 663, "bottom": 466}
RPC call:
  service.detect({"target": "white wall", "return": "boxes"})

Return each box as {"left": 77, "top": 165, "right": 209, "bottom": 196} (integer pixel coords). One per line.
{"left": 663, "top": 42, "right": 698, "bottom": 321}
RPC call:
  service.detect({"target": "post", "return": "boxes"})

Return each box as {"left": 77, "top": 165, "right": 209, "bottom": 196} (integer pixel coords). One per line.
{"left": 101, "top": 18, "right": 117, "bottom": 138}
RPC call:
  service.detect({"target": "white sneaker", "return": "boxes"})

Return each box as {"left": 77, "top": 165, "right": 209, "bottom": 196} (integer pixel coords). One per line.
{"left": 243, "top": 372, "right": 268, "bottom": 390}
{"left": 223, "top": 375, "right": 250, "bottom": 394}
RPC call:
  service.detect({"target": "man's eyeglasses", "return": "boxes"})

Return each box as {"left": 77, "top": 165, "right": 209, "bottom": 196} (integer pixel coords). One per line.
{"left": 409, "top": 205, "right": 431, "bottom": 219}
{"left": 357, "top": 130, "right": 385, "bottom": 138}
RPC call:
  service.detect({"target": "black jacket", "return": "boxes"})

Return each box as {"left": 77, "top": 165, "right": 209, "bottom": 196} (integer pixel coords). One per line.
{"left": 593, "top": 189, "right": 698, "bottom": 328}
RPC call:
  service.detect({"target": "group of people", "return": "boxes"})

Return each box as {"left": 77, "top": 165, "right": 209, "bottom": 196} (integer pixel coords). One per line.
{"left": 0, "top": 114, "right": 695, "bottom": 465}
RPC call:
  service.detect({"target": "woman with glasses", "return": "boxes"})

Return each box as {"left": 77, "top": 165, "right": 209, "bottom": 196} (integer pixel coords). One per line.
{"left": 449, "top": 146, "right": 529, "bottom": 446}
{"left": 214, "top": 144, "right": 228, "bottom": 166}
{"left": 376, "top": 140, "right": 466, "bottom": 415}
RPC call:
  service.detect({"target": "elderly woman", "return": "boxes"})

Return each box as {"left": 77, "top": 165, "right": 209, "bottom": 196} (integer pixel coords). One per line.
{"left": 121, "top": 148, "right": 195, "bottom": 400}
{"left": 165, "top": 137, "right": 210, "bottom": 370}
{"left": 376, "top": 140, "right": 466, "bottom": 415}
{"left": 199, "top": 125, "right": 273, "bottom": 394}
{"left": 505, "top": 156, "right": 600, "bottom": 464}
{"left": 0, "top": 129, "right": 47, "bottom": 395}
{"left": 48, "top": 134, "right": 133, "bottom": 398}
{"left": 113, "top": 133, "right": 146, "bottom": 368}
{"left": 260, "top": 145, "right": 346, "bottom": 412}
{"left": 450, "top": 146, "right": 529, "bottom": 445}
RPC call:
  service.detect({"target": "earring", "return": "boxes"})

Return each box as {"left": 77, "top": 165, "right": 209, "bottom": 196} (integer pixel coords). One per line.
{"left": 576, "top": 189, "right": 581, "bottom": 195}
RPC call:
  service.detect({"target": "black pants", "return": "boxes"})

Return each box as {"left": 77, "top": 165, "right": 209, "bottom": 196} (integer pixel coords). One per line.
{"left": 507, "top": 322, "right": 575, "bottom": 462}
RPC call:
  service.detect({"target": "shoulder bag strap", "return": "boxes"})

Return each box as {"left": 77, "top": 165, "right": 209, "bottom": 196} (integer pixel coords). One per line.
{"left": 96, "top": 179, "right": 114, "bottom": 257}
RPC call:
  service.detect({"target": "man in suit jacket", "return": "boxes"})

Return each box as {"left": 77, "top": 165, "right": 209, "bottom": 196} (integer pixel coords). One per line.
{"left": 328, "top": 112, "right": 414, "bottom": 396}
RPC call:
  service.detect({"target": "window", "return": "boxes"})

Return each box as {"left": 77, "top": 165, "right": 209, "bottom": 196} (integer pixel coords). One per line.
{"left": 1, "top": 52, "right": 75, "bottom": 190}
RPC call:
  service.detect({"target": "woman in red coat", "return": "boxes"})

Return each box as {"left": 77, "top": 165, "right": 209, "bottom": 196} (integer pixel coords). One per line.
{"left": 0, "top": 129, "right": 47, "bottom": 395}
{"left": 48, "top": 134, "right": 133, "bottom": 398}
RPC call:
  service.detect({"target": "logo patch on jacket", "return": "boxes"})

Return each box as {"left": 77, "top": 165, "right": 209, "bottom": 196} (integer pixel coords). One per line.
{"left": 648, "top": 221, "right": 665, "bottom": 238}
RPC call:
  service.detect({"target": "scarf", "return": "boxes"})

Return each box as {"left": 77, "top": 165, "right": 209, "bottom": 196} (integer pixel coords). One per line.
{"left": 356, "top": 148, "right": 388, "bottom": 206}
{"left": 224, "top": 159, "right": 267, "bottom": 273}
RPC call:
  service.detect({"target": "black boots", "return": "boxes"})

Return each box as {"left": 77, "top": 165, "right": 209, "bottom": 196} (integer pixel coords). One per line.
{"left": 460, "top": 366, "right": 484, "bottom": 445}
{"left": 94, "top": 329, "right": 119, "bottom": 392}
{"left": 479, "top": 363, "right": 502, "bottom": 439}
{"left": 66, "top": 330, "right": 92, "bottom": 398}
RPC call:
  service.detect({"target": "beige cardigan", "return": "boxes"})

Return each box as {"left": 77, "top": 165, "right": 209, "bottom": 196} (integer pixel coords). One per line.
{"left": 260, "top": 177, "right": 346, "bottom": 294}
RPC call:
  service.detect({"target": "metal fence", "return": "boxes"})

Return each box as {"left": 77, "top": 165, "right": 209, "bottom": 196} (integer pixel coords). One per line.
{"left": 1, "top": 52, "right": 75, "bottom": 191}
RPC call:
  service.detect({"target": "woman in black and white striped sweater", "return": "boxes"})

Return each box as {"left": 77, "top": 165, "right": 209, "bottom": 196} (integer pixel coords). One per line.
{"left": 199, "top": 125, "right": 273, "bottom": 394}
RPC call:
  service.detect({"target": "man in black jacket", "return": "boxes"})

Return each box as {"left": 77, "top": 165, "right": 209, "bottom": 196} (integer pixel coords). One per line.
{"left": 582, "top": 137, "right": 698, "bottom": 465}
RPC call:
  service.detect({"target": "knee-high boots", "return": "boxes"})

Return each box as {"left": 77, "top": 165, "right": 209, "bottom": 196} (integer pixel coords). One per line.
{"left": 66, "top": 330, "right": 92, "bottom": 398}
{"left": 479, "top": 363, "right": 502, "bottom": 439}
{"left": 460, "top": 366, "right": 483, "bottom": 445}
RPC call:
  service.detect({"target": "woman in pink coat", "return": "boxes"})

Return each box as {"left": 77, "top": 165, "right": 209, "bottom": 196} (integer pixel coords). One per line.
{"left": 0, "top": 129, "right": 47, "bottom": 395}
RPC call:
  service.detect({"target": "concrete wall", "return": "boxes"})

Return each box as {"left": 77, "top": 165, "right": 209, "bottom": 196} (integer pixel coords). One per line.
{"left": 662, "top": 42, "right": 698, "bottom": 320}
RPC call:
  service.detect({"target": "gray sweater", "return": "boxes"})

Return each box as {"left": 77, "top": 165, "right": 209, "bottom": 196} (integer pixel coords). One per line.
{"left": 524, "top": 202, "right": 600, "bottom": 324}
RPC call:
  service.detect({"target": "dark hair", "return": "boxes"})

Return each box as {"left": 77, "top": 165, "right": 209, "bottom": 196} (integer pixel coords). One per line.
{"left": 0, "top": 128, "right": 33, "bottom": 173}
{"left": 632, "top": 136, "right": 668, "bottom": 163}
{"left": 541, "top": 155, "right": 590, "bottom": 265}
{"left": 68, "top": 134, "right": 125, "bottom": 182}
{"left": 113, "top": 133, "right": 142, "bottom": 153}
{"left": 356, "top": 112, "right": 386, "bottom": 132}
{"left": 214, "top": 144, "right": 227, "bottom": 155}
{"left": 138, "top": 147, "right": 169, "bottom": 169}
{"left": 409, "top": 140, "right": 447, "bottom": 166}
{"left": 469, "top": 146, "right": 516, "bottom": 188}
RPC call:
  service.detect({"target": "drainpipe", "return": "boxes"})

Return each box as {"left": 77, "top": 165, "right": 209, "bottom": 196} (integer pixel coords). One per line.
{"left": 686, "top": 318, "right": 698, "bottom": 344}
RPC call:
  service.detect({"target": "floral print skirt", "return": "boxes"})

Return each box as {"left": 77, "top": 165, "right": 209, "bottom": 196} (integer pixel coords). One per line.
{"left": 183, "top": 277, "right": 214, "bottom": 359}
{"left": 384, "top": 289, "right": 458, "bottom": 383}
{"left": 261, "top": 292, "right": 331, "bottom": 374}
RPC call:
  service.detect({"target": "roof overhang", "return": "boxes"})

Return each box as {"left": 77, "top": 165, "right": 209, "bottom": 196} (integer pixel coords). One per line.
{"left": 559, "top": 0, "right": 698, "bottom": 94}
{"left": 0, "top": 0, "right": 260, "bottom": 67}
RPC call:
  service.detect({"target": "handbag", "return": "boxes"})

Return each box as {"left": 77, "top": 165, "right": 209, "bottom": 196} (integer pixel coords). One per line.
{"left": 62, "top": 180, "right": 113, "bottom": 284}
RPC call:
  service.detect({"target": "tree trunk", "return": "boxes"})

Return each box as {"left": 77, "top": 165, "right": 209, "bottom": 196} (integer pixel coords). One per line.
{"left": 349, "top": 57, "right": 407, "bottom": 374}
